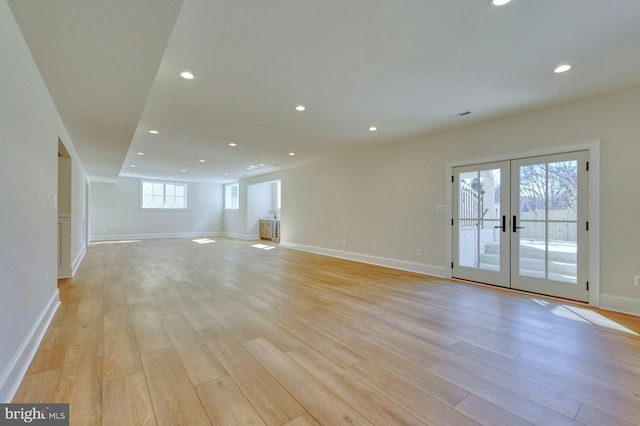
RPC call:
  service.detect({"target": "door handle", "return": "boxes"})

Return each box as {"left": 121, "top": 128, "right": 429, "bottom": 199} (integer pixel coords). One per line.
{"left": 512, "top": 215, "right": 525, "bottom": 232}
{"left": 493, "top": 215, "right": 506, "bottom": 232}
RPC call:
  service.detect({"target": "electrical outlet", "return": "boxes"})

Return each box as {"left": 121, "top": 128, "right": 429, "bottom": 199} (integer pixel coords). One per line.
{"left": 342, "top": 240, "right": 347, "bottom": 247}
{"left": 416, "top": 248, "right": 422, "bottom": 256}
{"left": 635, "top": 275, "right": 640, "bottom": 287}
{"left": 335, "top": 239, "right": 340, "bottom": 246}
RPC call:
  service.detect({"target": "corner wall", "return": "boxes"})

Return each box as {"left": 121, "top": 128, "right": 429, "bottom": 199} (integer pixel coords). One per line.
{"left": 0, "top": 0, "right": 87, "bottom": 401}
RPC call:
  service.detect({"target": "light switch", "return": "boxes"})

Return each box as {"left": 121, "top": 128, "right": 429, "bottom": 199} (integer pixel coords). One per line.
{"left": 53, "top": 195, "right": 57, "bottom": 207}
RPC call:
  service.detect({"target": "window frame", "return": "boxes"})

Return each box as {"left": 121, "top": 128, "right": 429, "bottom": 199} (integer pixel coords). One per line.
{"left": 275, "top": 180, "right": 281, "bottom": 210}
{"left": 225, "top": 182, "right": 240, "bottom": 211}
{"left": 140, "top": 180, "right": 188, "bottom": 210}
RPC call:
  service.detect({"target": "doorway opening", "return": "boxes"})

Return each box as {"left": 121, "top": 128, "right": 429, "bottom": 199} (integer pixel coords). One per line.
{"left": 247, "top": 180, "right": 281, "bottom": 241}
{"left": 57, "top": 138, "right": 72, "bottom": 278}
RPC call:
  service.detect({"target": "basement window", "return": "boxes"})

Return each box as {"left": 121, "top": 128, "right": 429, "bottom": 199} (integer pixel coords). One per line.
{"left": 225, "top": 183, "right": 239, "bottom": 210}
{"left": 141, "top": 181, "right": 187, "bottom": 209}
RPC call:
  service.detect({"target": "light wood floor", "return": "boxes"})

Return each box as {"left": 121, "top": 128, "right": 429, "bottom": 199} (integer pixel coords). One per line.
{"left": 13, "top": 237, "right": 640, "bottom": 425}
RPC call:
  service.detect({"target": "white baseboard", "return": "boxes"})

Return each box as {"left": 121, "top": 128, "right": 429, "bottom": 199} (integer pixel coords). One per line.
{"left": 91, "top": 231, "right": 223, "bottom": 242}
{"left": 71, "top": 245, "right": 86, "bottom": 277}
{"left": 599, "top": 294, "right": 640, "bottom": 317}
{"left": 223, "top": 232, "right": 260, "bottom": 241}
{"left": 280, "top": 242, "right": 445, "bottom": 278}
{"left": 0, "top": 289, "right": 60, "bottom": 403}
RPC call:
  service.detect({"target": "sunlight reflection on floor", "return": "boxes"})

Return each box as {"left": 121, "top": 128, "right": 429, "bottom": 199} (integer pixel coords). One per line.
{"left": 531, "top": 298, "right": 639, "bottom": 335}
{"left": 562, "top": 304, "right": 639, "bottom": 335}
{"left": 252, "top": 244, "right": 276, "bottom": 251}
{"left": 192, "top": 238, "right": 216, "bottom": 244}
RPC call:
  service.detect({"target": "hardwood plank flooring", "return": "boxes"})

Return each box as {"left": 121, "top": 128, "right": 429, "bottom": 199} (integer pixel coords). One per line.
{"left": 198, "top": 326, "right": 305, "bottom": 425}
{"left": 195, "top": 376, "right": 266, "bottom": 426}
{"left": 54, "top": 341, "right": 103, "bottom": 425}
{"left": 141, "top": 348, "right": 210, "bottom": 425}
{"left": 243, "top": 338, "right": 373, "bottom": 426}
{"left": 103, "top": 371, "right": 155, "bottom": 426}
{"left": 11, "top": 237, "right": 640, "bottom": 425}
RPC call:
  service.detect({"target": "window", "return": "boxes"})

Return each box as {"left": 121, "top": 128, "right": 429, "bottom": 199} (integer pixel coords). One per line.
{"left": 141, "top": 181, "right": 187, "bottom": 209}
{"left": 225, "top": 183, "right": 239, "bottom": 210}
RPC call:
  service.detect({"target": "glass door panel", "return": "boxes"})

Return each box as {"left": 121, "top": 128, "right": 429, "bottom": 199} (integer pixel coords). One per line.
{"left": 510, "top": 152, "right": 588, "bottom": 301}
{"left": 452, "top": 162, "right": 509, "bottom": 287}
{"left": 518, "top": 221, "right": 546, "bottom": 280}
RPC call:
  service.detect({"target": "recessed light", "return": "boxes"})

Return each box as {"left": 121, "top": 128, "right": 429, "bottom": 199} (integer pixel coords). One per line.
{"left": 199, "top": 159, "right": 206, "bottom": 163}
{"left": 224, "top": 173, "right": 229, "bottom": 176}
{"left": 149, "top": 130, "right": 159, "bottom": 134}
{"left": 130, "top": 165, "right": 136, "bottom": 168}
{"left": 169, "top": 176, "right": 173, "bottom": 179}
{"left": 289, "top": 152, "right": 295, "bottom": 156}
{"left": 369, "top": 126, "right": 377, "bottom": 131}
{"left": 137, "top": 152, "right": 144, "bottom": 156}
{"left": 554, "top": 64, "right": 572, "bottom": 73}
{"left": 228, "top": 142, "right": 237, "bottom": 147}
{"left": 489, "top": 0, "right": 512, "bottom": 6}
{"left": 257, "top": 125, "right": 271, "bottom": 130}
{"left": 295, "top": 105, "right": 306, "bottom": 111}
{"left": 180, "top": 71, "right": 194, "bottom": 80}
{"left": 181, "top": 169, "right": 187, "bottom": 172}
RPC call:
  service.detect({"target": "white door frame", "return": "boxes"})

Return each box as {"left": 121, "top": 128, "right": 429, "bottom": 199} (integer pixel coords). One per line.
{"left": 444, "top": 140, "right": 600, "bottom": 307}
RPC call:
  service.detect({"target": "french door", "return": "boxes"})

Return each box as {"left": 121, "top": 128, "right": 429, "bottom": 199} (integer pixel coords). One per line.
{"left": 452, "top": 161, "right": 510, "bottom": 288}
{"left": 452, "top": 151, "right": 589, "bottom": 302}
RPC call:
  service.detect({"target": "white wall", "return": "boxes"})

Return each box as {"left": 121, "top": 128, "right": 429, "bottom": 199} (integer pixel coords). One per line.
{"left": 91, "top": 177, "right": 223, "bottom": 240}
{"left": 236, "top": 86, "right": 640, "bottom": 315}
{"left": 57, "top": 151, "right": 88, "bottom": 277}
{"left": 223, "top": 181, "right": 247, "bottom": 239}
{"left": 247, "top": 182, "right": 268, "bottom": 237}
{"left": 72, "top": 164, "right": 88, "bottom": 268}
{"left": 0, "top": 0, "right": 87, "bottom": 401}
{"left": 65, "top": 141, "right": 89, "bottom": 274}
{"left": 246, "top": 181, "right": 278, "bottom": 237}
{"left": 57, "top": 156, "right": 71, "bottom": 216}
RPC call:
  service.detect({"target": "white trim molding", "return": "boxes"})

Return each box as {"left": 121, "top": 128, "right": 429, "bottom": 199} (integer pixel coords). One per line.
{"left": 71, "top": 245, "right": 87, "bottom": 277}
{"left": 0, "top": 290, "right": 60, "bottom": 402}
{"left": 600, "top": 294, "right": 640, "bottom": 317}
{"left": 91, "top": 232, "right": 222, "bottom": 242}
{"left": 281, "top": 242, "right": 445, "bottom": 278}
{"left": 223, "top": 232, "right": 260, "bottom": 241}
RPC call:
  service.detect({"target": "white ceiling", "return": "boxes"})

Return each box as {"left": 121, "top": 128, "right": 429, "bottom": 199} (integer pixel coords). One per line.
{"left": 9, "top": 0, "right": 640, "bottom": 183}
